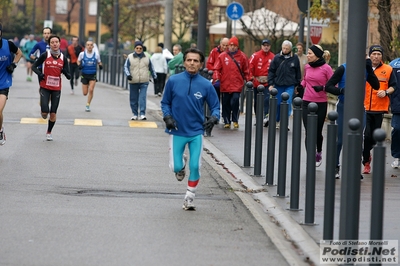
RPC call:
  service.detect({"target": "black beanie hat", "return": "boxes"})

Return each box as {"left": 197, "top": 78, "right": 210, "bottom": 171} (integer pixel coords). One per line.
{"left": 309, "top": 45, "right": 324, "bottom": 58}
{"left": 369, "top": 45, "right": 383, "bottom": 56}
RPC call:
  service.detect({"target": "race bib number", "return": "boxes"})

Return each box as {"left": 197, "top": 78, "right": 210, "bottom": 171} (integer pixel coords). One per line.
{"left": 46, "top": 75, "right": 60, "bottom": 87}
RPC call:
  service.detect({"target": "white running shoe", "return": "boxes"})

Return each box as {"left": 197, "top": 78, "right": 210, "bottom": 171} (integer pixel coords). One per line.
{"left": 0, "top": 127, "right": 6, "bottom": 145}
{"left": 85, "top": 105, "right": 90, "bottom": 112}
{"left": 263, "top": 115, "right": 269, "bottom": 127}
{"left": 182, "top": 197, "right": 195, "bottom": 210}
{"left": 131, "top": 115, "right": 138, "bottom": 120}
{"left": 46, "top": 133, "right": 53, "bottom": 141}
{"left": 175, "top": 155, "right": 187, "bottom": 181}
{"left": 140, "top": 115, "right": 147, "bottom": 120}
{"left": 391, "top": 158, "right": 400, "bottom": 169}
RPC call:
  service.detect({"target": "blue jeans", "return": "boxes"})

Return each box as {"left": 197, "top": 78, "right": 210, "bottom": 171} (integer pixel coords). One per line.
{"left": 391, "top": 114, "right": 400, "bottom": 158}
{"left": 275, "top": 85, "right": 294, "bottom": 122}
{"left": 253, "top": 86, "right": 269, "bottom": 117}
{"left": 129, "top": 82, "right": 149, "bottom": 116}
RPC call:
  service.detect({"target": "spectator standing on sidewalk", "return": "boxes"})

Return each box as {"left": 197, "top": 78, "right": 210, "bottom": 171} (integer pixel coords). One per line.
{"left": 213, "top": 36, "right": 249, "bottom": 129}
{"left": 324, "top": 58, "right": 379, "bottom": 178}
{"left": 66, "top": 36, "right": 84, "bottom": 94}
{"left": 124, "top": 41, "right": 157, "bottom": 121}
{"left": 150, "top": 46, "right": 168, "bottom": 97}
{"left": 268, "top": 40, "right": 301, "bottom": 127}
{"left": 161, "top": 48, "right": 220, "bottom": 210}
{"left": 206, "top": 37, "right": 229, "bottom": 103}
{"left": 77, "top": 40, "right": 103, "bottom": 112}
{"left": 300, "top": 44, "right": 333, "bottom": 167}
{"left": 167, "top": 44, "right": 183, "bottom": 75}
{"left": 389, "top": 57, "right": 400, "bottom": 169}
{"left": 249, "top": 39, "right": 275, "bottom": 127}
{"left": 31, "top": 34, "right": 71, "bottom": 141}
{"left": 158, "top": 42, "right": 173, "bottom": 63}
{"left": 295, "top": 42, "right": 308, "bottom": 98}
{"left": 362, "top": 45, "right": 396, "bottom": 174}
{"left": 23, "top": 34, "right": 37, "bottom": 81}
{"left": 0, "top": 23, "right": 23, "bottom": 146}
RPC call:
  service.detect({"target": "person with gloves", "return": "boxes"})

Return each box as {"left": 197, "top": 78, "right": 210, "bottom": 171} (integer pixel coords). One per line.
{"left": 361, "top": 45, "right": 396, "bottom": 174}
{"left": 323, "top": 57, "right": 379, "bottom": 178}
{"left": 300, "top": 44, "right": 333, "bottom": 167}
{"left": 77, "top": 40, "right": 103, "bottom": 112}
{"left": 0, "top": 22, "right": 23, "bottom": 146}
{"left": 161, "top": 48, "right": 220, "bottom": 211}
{"left": 123, "top": 41, "right": 157, "bottom": 121}
{"left": 31, "top": 34, "right": 71, "bottom": 141}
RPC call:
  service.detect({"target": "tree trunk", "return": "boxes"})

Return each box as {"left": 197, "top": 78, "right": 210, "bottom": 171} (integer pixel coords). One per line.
{"left": 378, "top": 0, "right": 393, "bottom": 61}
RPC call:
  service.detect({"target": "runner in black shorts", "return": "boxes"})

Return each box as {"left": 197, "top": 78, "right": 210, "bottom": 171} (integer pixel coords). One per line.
{"left": 0, "top": 23, "right": 23, "bottom": 146}
{"left": 77, "top": 40, "right": 102, "bottom": 112}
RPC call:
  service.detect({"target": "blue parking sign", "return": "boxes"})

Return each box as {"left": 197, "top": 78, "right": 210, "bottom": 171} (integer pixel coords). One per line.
{"left": 226, "top": 2, "right": 244, "bottom": 20}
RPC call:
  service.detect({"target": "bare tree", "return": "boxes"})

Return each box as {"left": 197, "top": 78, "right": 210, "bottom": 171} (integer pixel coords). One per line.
{"left": 100, "top": 0, "right": 161, "bottom": 43}
{"left": 172, "top": 0, "right": 197, "bottom": 42}
{"left": 370, "top": 0, "right": 394, "bottom": 61}
{"left": 65, "top": 0, "right": 80, "bottom": 35}
{"left": 239, "top": 7, "right": 300, "bottom": 51}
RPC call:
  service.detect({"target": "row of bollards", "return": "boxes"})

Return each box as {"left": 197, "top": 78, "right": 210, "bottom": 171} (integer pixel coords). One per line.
{"left": 245, "top": 83, "right": 387, "bottom": 242}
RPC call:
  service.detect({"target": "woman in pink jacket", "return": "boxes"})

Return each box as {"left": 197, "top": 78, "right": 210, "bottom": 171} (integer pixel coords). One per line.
{"left": 301, "top": 45, "right": 333, "bottom": 167}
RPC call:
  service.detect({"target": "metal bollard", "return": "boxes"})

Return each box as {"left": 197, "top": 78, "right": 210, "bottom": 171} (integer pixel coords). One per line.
{"left": 175, "top": 64, "right": 179, "bottom": 74}
{"left": 243, "top": 82, "right": 254, "bottom": 167}
{"left": 289, "top": 97, "right": 303, "bottom": 210}
{"left": 265, "top": 88, "right": 278, "bottom": 185}
{"left": 253, "top": 85, "right": 265, "bottom": 176}
{"left": 342, "top": 118, "right": 362, "bottom": 240}
{"left": 276, "top": 92, "right": 290, "bottom": 197}
{"left": 208, "top": 70, "right": 213, "bottom": 80}
{"left": 370, "top": 129, "right": 386, "bottom": 241}
{"left": 323, "top": 111, "right": 338, "bottom": 240}
{"left": 202, "top": 68, "right": 208, "bottom": 78}
{"left": 304, "top": 102, "right": 318, "bottom": 225}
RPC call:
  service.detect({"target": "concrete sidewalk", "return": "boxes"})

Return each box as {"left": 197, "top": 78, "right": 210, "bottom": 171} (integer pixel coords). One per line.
{"left": 200, "top": 111, "right": 400, "bottom": 265}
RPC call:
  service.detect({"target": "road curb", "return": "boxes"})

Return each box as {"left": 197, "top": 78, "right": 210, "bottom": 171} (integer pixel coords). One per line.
{"left": 203, "top": 138, "right": 321, "bottom": 266}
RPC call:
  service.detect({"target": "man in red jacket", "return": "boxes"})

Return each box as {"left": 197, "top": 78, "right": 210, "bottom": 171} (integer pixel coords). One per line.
{"left": 213, "top": 36, "right": 249, "bottom": 129}
{"left": 206, "top": 37, "right": 229, "bottom": 102}
{"left": 249, "top": 39, "right": 275, "bottom": 127}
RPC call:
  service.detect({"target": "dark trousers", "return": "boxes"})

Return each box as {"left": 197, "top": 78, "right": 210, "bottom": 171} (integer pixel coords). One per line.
{"left": 391, "top": 114, "right": 400, "bottom": 158}
{"left": 154, "top": 73, "right": 166, "bottom": 95}
{"left": 70, "top": 63, "right": 80, "bottom": 90}
{"left": 302, "top": 101, "right": 327, "bottom": 153}
{"left": 363, "top": 112, "right": 384, "bottom": 164}
{"left": 253, "top": 85, "right": 269, "bottom": 117}
{"left": 221, "top": 92, "right": 240, "bottom": 124}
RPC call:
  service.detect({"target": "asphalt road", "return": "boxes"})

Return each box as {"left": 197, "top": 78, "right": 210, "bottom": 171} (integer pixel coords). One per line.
{"left": 0, "top": 66, "right": 298, "bottom": 266}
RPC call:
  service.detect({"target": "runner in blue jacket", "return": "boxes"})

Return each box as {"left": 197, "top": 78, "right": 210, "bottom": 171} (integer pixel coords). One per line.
{"left": 161, "top": 48, "right": 220, "bottom": 210}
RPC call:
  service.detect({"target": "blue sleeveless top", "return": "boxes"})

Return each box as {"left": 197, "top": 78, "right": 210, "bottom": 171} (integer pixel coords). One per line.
{"left": 0, "top": 39, "right": 13, "bottom": 90}
{"left": 82, "top": 52, "right": 97, "bottom": 75}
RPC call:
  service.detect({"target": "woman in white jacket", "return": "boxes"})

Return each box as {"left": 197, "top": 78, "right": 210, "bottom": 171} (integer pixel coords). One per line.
{"left": 150, "top": 46, "right": 168, "bottom": 96}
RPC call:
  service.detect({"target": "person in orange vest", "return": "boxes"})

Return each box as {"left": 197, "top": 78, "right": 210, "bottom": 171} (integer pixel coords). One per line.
{"left": 362, "top": 45, "right": 396, "bottom": 174}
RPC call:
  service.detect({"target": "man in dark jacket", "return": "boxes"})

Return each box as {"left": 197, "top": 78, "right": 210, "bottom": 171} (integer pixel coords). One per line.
{"left": 389, "top": 58, "right": 400, "bottom": 169}
{"left": 268, "top": 40, "right": 301, "bottom": 127}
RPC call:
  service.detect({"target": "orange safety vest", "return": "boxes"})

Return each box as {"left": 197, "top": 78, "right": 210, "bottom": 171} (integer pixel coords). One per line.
{"left": 364, "top": 63, "right": 392, "bottom": 112}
